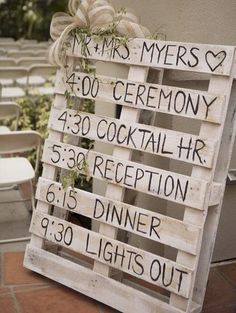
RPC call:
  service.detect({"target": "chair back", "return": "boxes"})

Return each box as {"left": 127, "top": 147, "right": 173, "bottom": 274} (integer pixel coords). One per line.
{"left": 0, "top": 101, "right": 20, "bottom": 118}
{"left": 16, "top": 57, "right": 48, "bottom": 67}
{"left": 0, "top": 43, "right": 20, "bottom": 50}
{"left": 21, "top": 43, "right": 49, "bottom": 50}
{"left": 29, "top": 64, "right": 57, "bottom": 79}
{"left": 0, "top": 101, "right": 20, "bottom": 130}
{"left": 33, "top": 50, "right": 47, "bottom": 57}
{"left": 0, "top": 130, "right": 42, "bottom": 154}
{"left": 0, "top": 49, "right": 7, "bottom": 56}
{"left": 38, "top": 42, "right": 50, "bottom": 48}
{"left": 0, "top": 58, "right": 17, "bottom": 66}
{"left": 8, "top": 50, "right": 47, "bottom": 58}
{"left": 0, "top": 66, "right": 28, "bottom": 79}
{"left": 18, "top": 39, "right": 37, "bottom": 44}
{"left": 0, "top": 37, "right": 14, "bottom": 42}
{"left": 0, "top": 130, "right": 43, "bottom": 173}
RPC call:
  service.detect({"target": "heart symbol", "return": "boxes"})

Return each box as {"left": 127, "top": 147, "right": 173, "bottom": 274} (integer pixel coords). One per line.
{"left": 205, "top": 51, "right": 227, "bottom": 72}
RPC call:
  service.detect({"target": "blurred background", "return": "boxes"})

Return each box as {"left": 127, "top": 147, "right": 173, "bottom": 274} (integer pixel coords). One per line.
{"left": 0, "top": 0, "right": 67, "bottom": 41}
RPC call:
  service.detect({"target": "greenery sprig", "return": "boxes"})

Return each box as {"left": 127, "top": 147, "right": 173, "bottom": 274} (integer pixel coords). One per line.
{"left": 60, "top": 147, "right": 92, "bottom": 191}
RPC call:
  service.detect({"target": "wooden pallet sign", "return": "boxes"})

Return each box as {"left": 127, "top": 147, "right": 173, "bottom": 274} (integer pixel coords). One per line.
{"left": 24, "top": 23, "right": 236, "bottom": 313}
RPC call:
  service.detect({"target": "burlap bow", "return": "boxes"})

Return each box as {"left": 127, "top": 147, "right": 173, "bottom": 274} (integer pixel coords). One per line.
{"left": 48, "top": 0, "right": 151, "bottom": 67}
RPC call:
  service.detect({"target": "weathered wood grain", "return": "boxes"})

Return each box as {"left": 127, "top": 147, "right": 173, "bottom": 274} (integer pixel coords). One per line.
{"left": 42, "top": 139, "right": 210, "bottom": 209}
{"left": 24, "top": 244, "right": 187, "bottom": 313}
{"left": 36, "top": 177, "right": 201, "bottom": 255}
{"left": 48, "top": 107, "right": 217, "bottom": 168}
{"left": 55, "top": 70, "right": 225, "bottom": 124}
{"left": 30, "top": 210, "right": 193, "bottom": 297}
{"left": 67, "top": 35, "right": 235, "bottom": 75}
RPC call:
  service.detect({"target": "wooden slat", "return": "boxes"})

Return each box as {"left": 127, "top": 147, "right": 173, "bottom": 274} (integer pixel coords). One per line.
{"left": 48, "top": 107, "right": 217, "bottom": 168}
{"left": 24, "top": 245, "right": 186, "bottom": 313}
{"left": 29, "top": 94, "right": 67, "bottom": 249}
{"left": 193, "top": 80, "right": 236, "bottom": 308}
{"left": 169, "top": 55, "right": 236, "bottom": 311}
{"left": 36, "top": 177, "right": 201, "bottom": 255}
{"left": 55, "top": 70, "right": 225, "bottom": 124}
{"left": 91, "top": 66, "right": 149, "bottom": 278}
{"left": 30, "top": 210, "right": 193, "bottom": 297}
{"left": 42, "top": 139, "right": 210, "bottom": 209}
{"left": 67, "top": 35, "right": 234, "bottom": 75}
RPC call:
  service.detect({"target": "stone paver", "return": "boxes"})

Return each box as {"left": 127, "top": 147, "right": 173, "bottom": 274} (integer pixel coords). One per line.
{"left": 0, "top": 287, "right": 11, "bottom": 294}
{"left": 203, "top": 267, "right": 236, "bottom": 310}
{"left": 3, "top": 252, "right": 49, "bottom": 286}
{"left": 0, "top": 294, "right": 16, "bottom": 313}
{"left": 217, "top": 263, "right": 236, "bottom": 287}
{"left": 15, "top": 286, "right": 99, "bottom": 313}
{"left": 202, "top": 305, "right": 236, "bottom": 313}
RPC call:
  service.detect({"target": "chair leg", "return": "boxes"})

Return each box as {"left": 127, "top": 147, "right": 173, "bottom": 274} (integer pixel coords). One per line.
{"left": 19, "top": 181, "right": 34, "bottom": 212}
{"left": 30, "top": 180, "right": 36, "bottom": 211}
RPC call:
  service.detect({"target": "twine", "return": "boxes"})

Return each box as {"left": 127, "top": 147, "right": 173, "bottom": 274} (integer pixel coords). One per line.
{"left": 48, "top": 0, "right": 151, "bottom": 67}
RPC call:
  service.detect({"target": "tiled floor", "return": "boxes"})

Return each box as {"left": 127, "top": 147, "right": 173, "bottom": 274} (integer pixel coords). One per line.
{"left": 0, "top": 251, "right": 235, "bottom": 313}
{"left": 0, "top": 189, "right": 31, "bottom": 250}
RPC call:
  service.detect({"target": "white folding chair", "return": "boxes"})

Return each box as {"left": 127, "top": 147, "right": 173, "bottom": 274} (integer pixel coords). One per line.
{"left": 0, "top": 130, "right": 42, "bottom": 244}
{"left": 0, "top": 130, "right": 42, "bottom": 206}
{"left": 0, "top": 66, "right": 27, "bottom": 99}
{"left": 16, "top": 57, "right": 48, "bottom": 67}
{"left": 18, "top": 39, "right": 38, "bottom": 44}
{"left": 28, "top": 64, "right": 57, "bottom": 95}
{"left": 16, "top": 59, "right": 49, "bottom": 87}
{"left": 0, "top": 59, "right": 17, "bottom": 86}
{"left": 7, "top": 49, "right": 34, "bottom": 58}
{"left": 0, "top": 37, "right": 14, "bottom": 42}
{"left": 0, "top": 42, "right": 21, "bottom": 50}
{"left": 8, "top": 49, "right": 46, "bottom": 58}
{"left": 37, "top": 41, "right": 50, "bottom": 49}
{"left": 21, "top": 43, "right": 49, "bottom": 50}
{"left": 0, "top": 48, "right": 7, "bottom": 56}
{"left": 0, "top": 58, "right": 17, "bottom": 67}
{"left": 0, "top": 101, "right": 20, "bottom": 133}
{"left": 33, "top": 50, "right": 47, "bottom": 57}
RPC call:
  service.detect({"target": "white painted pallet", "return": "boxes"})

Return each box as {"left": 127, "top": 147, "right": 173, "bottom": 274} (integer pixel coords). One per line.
{"left": 24, "top": 34, "right": 236, "bottom": 313}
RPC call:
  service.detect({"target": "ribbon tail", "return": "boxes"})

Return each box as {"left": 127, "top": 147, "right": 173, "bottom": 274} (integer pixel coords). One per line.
{"left": 48, "top": 23, "right": 77, "bottom": 68}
